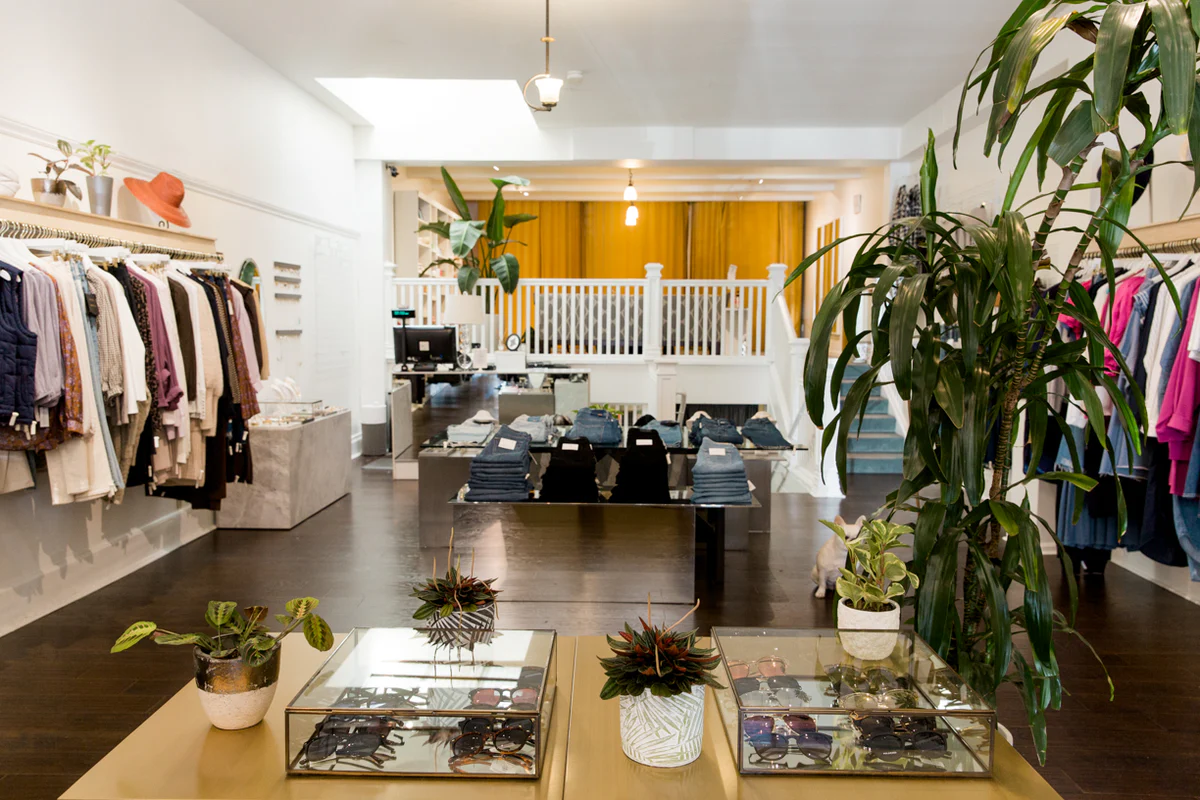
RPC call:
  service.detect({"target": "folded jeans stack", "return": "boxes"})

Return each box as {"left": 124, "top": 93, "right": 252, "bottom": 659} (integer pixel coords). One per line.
{"left": 509, "top": 413, "right": 555, "bottom": 443}
{"left": 566, "top": 407, "right": 622, "bottom": 446}
{"left": 610, "top": 428, "right": 670, "bottom": 503}
{"left": 447, "top": 419, "right": 494, "bottom": 445}
{"left": 539, "top": 436, "right": 599, "bottom": 502}
{"left": 741, "top": 416, "right": 790, "bottom": 449}
{"left": 464, "top": 425, "right": 533, "bottom": 501}
{"left": 692, "top": 440, "right": 752, "bottom": 504}
{"left": 691, "top": 416, "right": 744, "bottom": 448}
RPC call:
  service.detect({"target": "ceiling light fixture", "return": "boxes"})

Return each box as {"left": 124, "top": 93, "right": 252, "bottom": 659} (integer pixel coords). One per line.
{"left": 493, "top": 165, "right": 500, "bottom": 171}
{"left": 625, "top": 203, "right": 639, "bottom": 227}
{"left": 523, "top": 0, "right": 563, "bottom": 112}
{"left": 523, "top": 191, "right": 530, "bottom": 196}
{"left": 624, "top": 169, "right": 638, "bottom": 202}
{"left": 758, "top": 178, "right": 764, "bottom": 185}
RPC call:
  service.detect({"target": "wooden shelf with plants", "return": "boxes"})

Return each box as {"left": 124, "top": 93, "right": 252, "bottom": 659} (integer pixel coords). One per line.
{"left": 0, "top": 194, "right": 217, "bottom": 254}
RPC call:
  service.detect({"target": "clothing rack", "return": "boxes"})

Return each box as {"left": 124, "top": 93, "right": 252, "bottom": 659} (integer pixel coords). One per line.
{"left": 0, "top": 218, "right": 222, "bottom": 262}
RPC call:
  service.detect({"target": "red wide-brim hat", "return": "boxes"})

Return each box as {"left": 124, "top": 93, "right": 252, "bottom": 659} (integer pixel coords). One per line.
{"left": 124, "top": 172, "right": 191, "bottom": 228}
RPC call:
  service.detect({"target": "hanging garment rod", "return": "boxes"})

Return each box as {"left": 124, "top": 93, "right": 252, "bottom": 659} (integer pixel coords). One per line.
{"left": 0, "top": 218, "right": 222, "bottom": 262}
{"left": 1083, "top": 236, "right": 1200, "bottom": 260}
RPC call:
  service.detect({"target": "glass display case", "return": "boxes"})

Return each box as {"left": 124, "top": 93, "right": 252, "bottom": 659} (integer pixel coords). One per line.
{"left": 285, "top": 628, "right": 557, "bottom": 779}
{"left": 712, "top": 628, "right": 995, "bottom": 777}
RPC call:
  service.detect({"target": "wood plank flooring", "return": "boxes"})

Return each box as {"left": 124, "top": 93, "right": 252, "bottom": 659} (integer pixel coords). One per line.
{"left": 1, "top": 376, "right": 1197, "bottom": 799}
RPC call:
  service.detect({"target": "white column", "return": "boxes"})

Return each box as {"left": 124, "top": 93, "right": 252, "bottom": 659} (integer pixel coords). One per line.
{"left": 649, "top": 359, "right": 679, "bottom": 421}
{"left": 644, "top": 262, "right": 664, "bottom": 359}
{"left": 354, "top": 160, "right": 394, "bottom": 454}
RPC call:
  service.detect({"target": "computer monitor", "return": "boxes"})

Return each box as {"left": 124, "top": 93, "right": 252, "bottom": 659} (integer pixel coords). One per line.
{"left": 394, "top": 325, "right": 457, "bottom": 365}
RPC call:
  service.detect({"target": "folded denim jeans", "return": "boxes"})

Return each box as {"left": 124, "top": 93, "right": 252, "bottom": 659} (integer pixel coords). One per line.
{"left": 691, "top": 418, "right": 743, "bottom": 447}
{"left": 741, "top": 417, "right": 790, "bottom": 449}
{"left": 644, "top": 419, "right": 683, "bottom": 447}
{"left": 567, "top": 408, "right": 622, "bottom": 446}
{"left": 510, "top": 414, "right": 554, "bottom": 443}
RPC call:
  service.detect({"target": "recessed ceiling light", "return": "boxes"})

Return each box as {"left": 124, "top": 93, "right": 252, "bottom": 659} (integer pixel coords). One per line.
{"left": 493, "top": 165, "right": 500, "bottom": 171}
{"left": 758, "top": 179, "right": 764, "bottom": 184}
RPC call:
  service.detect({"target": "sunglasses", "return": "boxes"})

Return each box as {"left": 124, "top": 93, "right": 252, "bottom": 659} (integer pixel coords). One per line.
{"left": 727, "top": 656, "right": 787, "bottom": 680}
{"left": 852, "top": 715, "right": 949, "bottom": 758}
{"left": 313, "top": 714, "right": 401, "bottom": 738}
{"left": 304, "top": 731, "right": 400, "bottom": 767}
{"left": 824, "top": 665, "right": 907, "bottom": 695}
{"left": 452, "top": 722, "right": 532, "bottom": 758}
{"left": 335, "top": 686, "right": 427, "bottom": 709}
{"left": 449, "top": 751, "right": 535, "bottom": 775}
{"left": 735, "top": 675, "right": 812, "bottom": 707}
{"left": 743, "top": 714, "right": 816, "bottom": 737}
{"left": 746, "top": 730, "right": 833, "bottom": 761}
{"left": 469, "top": 687, "right": 539, "bottom": 708}
{"left": 517, "top": 667, "right": 545, "bottom": 690}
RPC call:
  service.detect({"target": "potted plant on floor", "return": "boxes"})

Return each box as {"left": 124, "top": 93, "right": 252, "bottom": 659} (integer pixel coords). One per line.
{"left": 28, "top": 140, "right": 83, "bottom": 207}
{"left": 412, "top": 536, "right": 499, "bottom": 649}
{"left": 112, "top": 597, "right": 333, "bottom": 730}
{"left": 599, "top": 600, "right": 724, "bottom": 768}
{"left": 71, "top": 139, "right": 115, "bottom": 216}
{"left": 825, "top": 517, "right": 919, "bottom": 660}
{"left": 786, "top": 1, "right": 1195, "bottom": 763}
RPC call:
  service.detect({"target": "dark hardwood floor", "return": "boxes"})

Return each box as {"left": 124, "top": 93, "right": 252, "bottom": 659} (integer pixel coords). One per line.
{"left": 1, "top": 377, "right": 1197, "bottom": 799}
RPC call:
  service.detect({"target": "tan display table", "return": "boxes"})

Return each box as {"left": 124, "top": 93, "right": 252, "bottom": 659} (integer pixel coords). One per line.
{"left": 62, "top": 636, "right": 1060, "bottom": 800}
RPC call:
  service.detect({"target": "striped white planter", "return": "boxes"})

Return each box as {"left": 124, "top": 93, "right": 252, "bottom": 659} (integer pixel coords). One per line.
{"left": 619, "top": 683, "right": 706, "bottom": 768}
{"left": 425, "top": 603, "right": 496, "bottom": 650}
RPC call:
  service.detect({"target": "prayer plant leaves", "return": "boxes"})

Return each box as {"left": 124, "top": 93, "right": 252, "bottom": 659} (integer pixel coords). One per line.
{"left": 1093, "top": 3, "right": 1146, "bottom": 132}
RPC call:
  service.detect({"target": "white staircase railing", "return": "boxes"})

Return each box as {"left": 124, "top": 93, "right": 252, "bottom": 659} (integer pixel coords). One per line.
{"left": 392, "top": 265, "right": 771, "bottom": 364}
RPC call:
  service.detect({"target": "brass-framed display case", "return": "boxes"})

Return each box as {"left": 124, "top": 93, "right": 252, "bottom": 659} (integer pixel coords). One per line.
{"left": 712, "top": 628, "right": 996, "bottom": 777}
{"left": 285, "top": 628, "right": 557, "bottom": 778}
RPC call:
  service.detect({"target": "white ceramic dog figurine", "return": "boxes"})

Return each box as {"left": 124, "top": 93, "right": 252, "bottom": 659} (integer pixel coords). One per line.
{"left": 812, "top": 515, "right": 865, "bottom": 598}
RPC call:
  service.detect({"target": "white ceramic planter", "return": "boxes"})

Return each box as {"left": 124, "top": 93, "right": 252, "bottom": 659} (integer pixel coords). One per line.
{"left": 425, "top": 602, "right": 496, "bottom": 650}
{"left": 619, "top": 683, "right": 706, "bottom": 768}
{"left": 194, "top": 647, "right": 280, "bottom": 730}
{"left": 837, "top": 598, "right": 901, "bottom": 661}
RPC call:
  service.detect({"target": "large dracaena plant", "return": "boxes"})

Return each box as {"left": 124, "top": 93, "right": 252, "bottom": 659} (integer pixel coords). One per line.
{"left": 419, "top": 166, "right": 537, "bottom": 294}
{"left": 787, "top": 0, "right": 1198, "bottom": 764}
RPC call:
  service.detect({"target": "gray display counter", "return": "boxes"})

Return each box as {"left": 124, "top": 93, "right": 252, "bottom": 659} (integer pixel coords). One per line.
{"left": 215, "top": 410, "right": 351, "bottom": 530}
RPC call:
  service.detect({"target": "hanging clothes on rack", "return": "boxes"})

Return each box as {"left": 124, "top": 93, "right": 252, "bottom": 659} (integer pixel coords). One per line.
{"left": 0, "top": 224, "right": 261, "bottom": 512}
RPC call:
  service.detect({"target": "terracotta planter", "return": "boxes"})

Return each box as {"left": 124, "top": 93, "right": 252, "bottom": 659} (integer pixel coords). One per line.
{"left": 836, "top": 598, "right": 900, "bottom": 661}
{"left": 619, "top": 683, "right": 706, "bottom": 768}
{"left": 193, "top": 647, "right": 280, "bottom": 730}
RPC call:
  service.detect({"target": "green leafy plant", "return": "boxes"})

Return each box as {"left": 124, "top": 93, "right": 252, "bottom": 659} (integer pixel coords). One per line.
{"left": 786, "top": 1, "right": 1196, "bottom": 764}
{"left": 411, "top": 539, "right": 498, "bottom": 620}
{"left": 823, "top": 518, "right": 919, "bottom": 612}
{"left": 111, "top": 598, "right": 333, "bottom": 666}
{"left": 70, "top": 139, "right": 114, "bottom": 177}
{"left": 599, "top": 601, "right": 724, "bottom": 699}
{"left": 28, "top": 139, "right": 85, "bottom": 200}
{"left": 418, "top": 167, "right": 537, "bottom": 294}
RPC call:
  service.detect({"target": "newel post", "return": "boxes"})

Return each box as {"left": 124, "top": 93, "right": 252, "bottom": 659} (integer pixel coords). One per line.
{"left": 644, "top": 262, "right": 664, "bottom": 359}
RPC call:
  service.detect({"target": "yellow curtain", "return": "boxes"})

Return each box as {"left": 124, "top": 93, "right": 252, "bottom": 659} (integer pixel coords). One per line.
{"left": 689, "top": 202, "right": 729, "bottom": 279}
{"left": 475, "top": 200, "right": 582, "bottom": 279}
{"left": 779, "top": 202, "right": 806, "bottom": 334}
{"left": 581, "top": 202, "right": 689, "bottom": 279}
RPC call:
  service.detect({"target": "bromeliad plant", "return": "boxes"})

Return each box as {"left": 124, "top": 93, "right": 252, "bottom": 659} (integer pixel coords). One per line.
{"left": 419, "top": 167, "right": 537, "bottom": 294}
{"left": 788, "top": 1, "right": 1199, "bottom": 763}
{"left": 411, "top": 538, "right": 499, "bottom": 621}
{"left": 599, "top": 601, "right": 725, "bottom": 699}
{"left": 111, "top": 598, "right": 333, "bottom": 665}
{"left": 823, "top": 518, "right": 920, "bottom": 612}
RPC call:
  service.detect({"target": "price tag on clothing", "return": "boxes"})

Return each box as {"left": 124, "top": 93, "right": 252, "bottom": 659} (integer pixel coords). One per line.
{"left": 709, "top": 447, "right": 726, "bottom": 456}
{"left": 748, "top": 480, "right": 756, "bottom": 492}
{"left": 636, "top": 439, "right": 653, "bottom": 446}
{"left": 498, "top": 437, "right": 517, "bottom": 450}
{"left": 8, "top": 412, "right": 15, "bottom": 426}
{"left": 84, "top": 291, "right": 100, "bottom": 318}
{"left": 154, "top": 435, "right": 161, "bottom": 449}
{"left": 561, "top": 442, "right": 579, "bottom": 451}
{"left": 0, "top": 270, "right": 10, "bottom": 281}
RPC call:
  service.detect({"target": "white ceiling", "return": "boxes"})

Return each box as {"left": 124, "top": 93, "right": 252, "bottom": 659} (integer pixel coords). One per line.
{"left": 179, "top": 0, "right": 1013, "bottom": 129}
{"left": 404, "top": 163, "right": 877, "bottom": 202}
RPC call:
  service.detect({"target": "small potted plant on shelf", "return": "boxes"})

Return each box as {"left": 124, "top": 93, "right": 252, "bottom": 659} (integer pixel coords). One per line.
{"left": 412, "top": 534, "right": 499, "bottom": 649}
{"left": 112, "top": 597, "right": 333, "bottom": 730}
{"left": 824, "top": 517, "right": 920, "bottom": 660}
{"left": 70, "top": 139, "right": 115, "bottom": 216}
{"left": 28, "top": 140, "right": 84, "bottom": 207}
{"left": 599, "top": 599, "right": 724, "bottom": 768}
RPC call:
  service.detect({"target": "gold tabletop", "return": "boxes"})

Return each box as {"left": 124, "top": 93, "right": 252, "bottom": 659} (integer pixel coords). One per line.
{"left": 61, "top": 634, "right": 574, "bottom": 800}
{"left": 564, "top": 637, "right": 1062, "bottom": 800}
